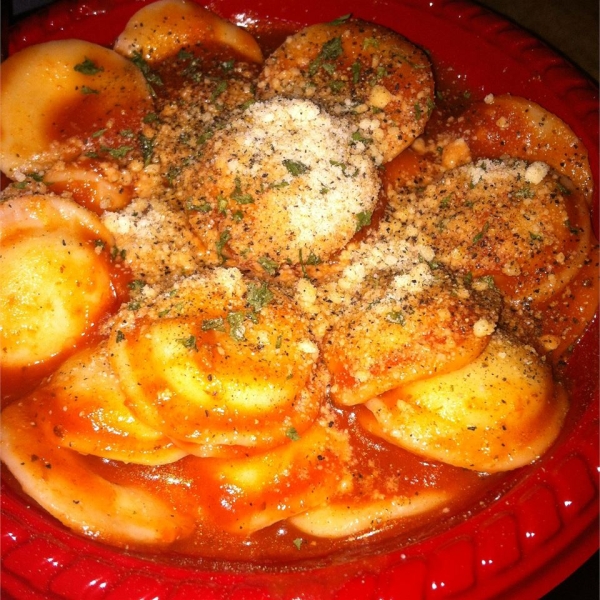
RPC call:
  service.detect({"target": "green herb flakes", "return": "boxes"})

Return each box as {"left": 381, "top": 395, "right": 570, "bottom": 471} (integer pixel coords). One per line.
{"left": 351, "top": 60, "right": 362, "bottom": 84}
{"left": 472, "top": 221, "right": 490, "bottom": 245}
{"left": 286, "top": 427, "right": 301, "bottom": 441}
{"left": 386, "top": 311, "right": 406, "bottom": 325}
{"left": 131, "top": 52, "right": 164, "bottom": 90}
{"left": 355, "top": 211, "right": 372, "bottom": 231}
{"left": 227, "top": 312, "right": 246, "bottom": 341}
{"left": 216, "top": 229, "right": 231, "bottom": 263}
{"left": 103, "top": 145, "right": 133, "bottom": 159}
{"left": 74, "top": 57, "right": 104, "bottom": 75}
{"left": 230, "top": 177, "right": 254, "bottom": 204}
{"left": 202, "top": 318, "right": 225, "bottom": 332}
{"left": 283, "top": 159, "right": 310, "bottom": 176}
{"left": 258, "top": 256, "right": 279, "bottom": 275}
{"left": 178, "top": 335, "right": 198, "bottom": 351}
{"left": 138, "top": 133, "right": 155, "bottom": 166}
{"left": 211, "top": 79, "right": 228, "bottom": 102}
{"left": 514, "top": 186, "right": 535, "bottom": 199}
{"left": 80, "top": 86, "right": 99, "bottom": 95}
{"left": 329, "top": 14, "right": 351, "bottom": 25}
{"left": 246, "top": 281, "right": 274, "bottom": 312}
{"left": 351, "top": 131, "right": 371, "bottom": 145}
{"left": 186, "top": 198, "right": 212, "bottom": 213}
{"left": 128, "top": 279, "right": 146, "bottom": 291}
{"left": 362, "top": 37, "right": 379, "bottom": 50}
{"left": 308, "top": 37, "right": 343, "bottom": 77}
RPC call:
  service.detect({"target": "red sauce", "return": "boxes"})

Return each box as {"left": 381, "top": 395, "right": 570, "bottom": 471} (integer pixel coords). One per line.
{"left": 46, "top": 85, "right": 151, "bottom": 148}
{"left": 83, "top": 404, "right": 503, "bottom": 562}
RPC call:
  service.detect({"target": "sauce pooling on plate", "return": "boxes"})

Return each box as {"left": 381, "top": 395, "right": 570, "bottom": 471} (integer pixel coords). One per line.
{"left": 0, "top": 0, "right": 597, "bottom": 562}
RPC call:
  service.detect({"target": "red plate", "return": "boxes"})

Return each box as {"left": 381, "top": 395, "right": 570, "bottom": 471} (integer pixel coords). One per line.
{"left": 2, "top": 1, "right": 598, "bottom": 598}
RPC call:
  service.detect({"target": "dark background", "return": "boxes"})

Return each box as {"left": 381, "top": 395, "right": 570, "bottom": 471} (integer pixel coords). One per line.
{"left": 4, "top": 0, "right": 599, "bottom": 597}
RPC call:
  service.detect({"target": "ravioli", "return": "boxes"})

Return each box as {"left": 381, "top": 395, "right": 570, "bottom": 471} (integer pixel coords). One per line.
{"left": 0, "top": 195, "right": 121, "bottom": 398}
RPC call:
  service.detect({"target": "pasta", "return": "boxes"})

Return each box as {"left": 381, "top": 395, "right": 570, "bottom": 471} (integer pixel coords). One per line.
{"left": 0, "top": 0, "right": 597, "bottom": 562}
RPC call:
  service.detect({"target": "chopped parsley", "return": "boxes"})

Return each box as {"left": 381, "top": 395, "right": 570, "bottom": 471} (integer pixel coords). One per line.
{"left": 414, "top": 103, "right": 423, "bottom": 121}
{"left": 74, "top": 57, "right": 104, "bottom": 75}
{"left": 128, "top": 279, "right": 146, "bottom": 291}
{"left": 514, "top": 186, "right": 534, "bottom": 199}
{"left": 440, "top": 194, "right": 452, "bottom": 209}
{"left": 330, "top": 160, "right": 358, "bottom": 178}
{"left": 355, "top": 210, "right": 372, "bottom": 231}
{"left": 351, "top": 60, "right": 362, "bottom": 84}
{"left": 138, "top": 133, "right": 155, "bottom": 166}
{"left": 282, "top": 159, "right": 310, "bottom": 176}
{"left": 351, "top": 131, "right": 371, "bottom": 144}
{"left": 217, "top": 195, "right": 228, "bottom": 214}
{"left": 202, "top": 318, "right": 225, "bottom": 332}
{"left": 246, "top": 281, "right": 274, "bottom": 312}
{"left": 555, "top": 182, "right": 572, "bottom": 196}
{"left": 197, "top": 130, "right": 214, "bottom": 146}
{"left": 386, "top": 311, "right": 406, "bottom": 325}
{"left": 211, "top": 79, "right": 228, "bottom": 102}
{"left": 165, "top": 165, "right": 181, "bottom": 186}
{"left": 177, "top": 49, "right": 194, "bottom": 61}
{"left": 363, "top": 37, "right": 380, "bottom": 50}
{"left": 178, "top": 335, "right": 198, "bottom": 351}
{"left": 25, "top": 171, "right": 44, "bottom": 182}
{"left": 258, "top": 255, "right": 279, "bottom": 275}
{"left": 230, "top": 177, "right": 254, "bottom": 204}
{"left": 269, "top": 180, "right": 290, "bottom": 190}
{"left": 565, "top": 219, "right": 581, "bottom": 235}
{"left": 80, "top": 86, "right": 99, "bottom": 95}
{"left": 130, "top": 51, "right": 164, "bottom": 91}
{"left": 472, "top": 221, "right": 490, "bottom": 245}
{"left": 238, "top": 98, "right": 256, "bottom": 111}
{"left": 477, "top": 275, "right": 496, "bottom": 289}
{"left": 286, "top": 427, "right": 301, "bottom": 441}
{"left": 186, "top": 198, "right": 212, "bottom": 213}
{"left": 110, "top": 245, "right": 126, "bottom": 260}
{"left": 103, "top": 145, "right": 133, "bottom": 159}
{"left": 308, "top": 37, "right": 343, "bottom": 77}
{"left": 299, "top": 249, "right": 321, "bottom": 279}
{"left": 216, "top": 229, "right": 231, "bottom": 263}
{"left": 143, "top": 112, "right": 159, "bottom": 123}
{"left": 226, "top": 312, "right": 246, "bottom": 341}
{"left": 329, "top": 13, "right": 351, "bottom": 25}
